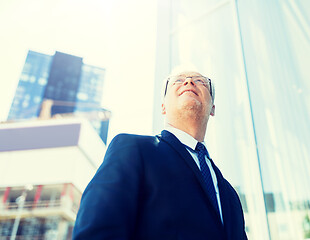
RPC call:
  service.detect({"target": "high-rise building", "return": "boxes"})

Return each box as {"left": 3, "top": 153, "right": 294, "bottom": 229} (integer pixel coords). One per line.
{"left": 8, "top": 50, "right": 110, "bottom": 144}
{"left": 154, "top": 1, "right": 310, "bottom": 239}
{"left": 0, "top": 118, "right": 106, "bottom": 239}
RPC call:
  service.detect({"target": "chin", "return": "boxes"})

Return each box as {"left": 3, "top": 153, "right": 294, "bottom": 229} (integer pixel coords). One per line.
{"left": 181, "top": 98, "right": 201, "bottom": 107}
{"left": 179, "top": 99, "right": 202, "bottom": 113}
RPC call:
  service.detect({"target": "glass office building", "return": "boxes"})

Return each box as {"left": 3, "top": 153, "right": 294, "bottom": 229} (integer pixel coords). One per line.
{"left": 154, "top": 1, "right": 310, "bottom": 239}
{"left": 8, "top": 51, "right": 52, "bottom": 120}
{"left": 8, "top": 50, "right": 110, "bottom": 144}
{"left": 76, "top": 64, "right": 110, "bottom": 144}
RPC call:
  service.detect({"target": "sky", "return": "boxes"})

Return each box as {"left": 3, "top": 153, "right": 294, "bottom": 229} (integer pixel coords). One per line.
{"left": 0, "top": 0, "right": 158, "bottom": 143}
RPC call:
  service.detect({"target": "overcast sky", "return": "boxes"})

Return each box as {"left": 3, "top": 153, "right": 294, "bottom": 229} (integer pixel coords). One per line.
{"left": 0, "top": 0, "right": 158, "bottom": 143}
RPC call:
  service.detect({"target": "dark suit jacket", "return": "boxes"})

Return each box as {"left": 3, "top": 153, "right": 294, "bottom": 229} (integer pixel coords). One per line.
{"left": 73, "top": 130, "right": 247, "bottom": 240}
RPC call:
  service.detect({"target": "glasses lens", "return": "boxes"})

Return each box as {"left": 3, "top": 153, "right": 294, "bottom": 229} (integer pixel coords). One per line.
{"left": 192, "top": 76, "right": 208, "bottom": 85}
{"left": 171, "top": 76, "right": 185, "bottom": 84}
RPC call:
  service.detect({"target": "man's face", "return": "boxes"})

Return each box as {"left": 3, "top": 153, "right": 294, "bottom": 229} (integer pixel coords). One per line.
{"left": 162, "top": 71, "right": 215, "bottom": 121}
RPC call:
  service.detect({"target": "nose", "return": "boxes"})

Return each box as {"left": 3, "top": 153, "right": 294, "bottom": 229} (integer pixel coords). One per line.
{"left": 183, "top": 77, "right": 195, "bottom": 86}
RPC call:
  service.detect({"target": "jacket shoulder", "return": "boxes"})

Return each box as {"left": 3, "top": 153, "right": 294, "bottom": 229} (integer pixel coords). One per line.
{"left": 109, "top": 133, "right": 160, "bottom": 147}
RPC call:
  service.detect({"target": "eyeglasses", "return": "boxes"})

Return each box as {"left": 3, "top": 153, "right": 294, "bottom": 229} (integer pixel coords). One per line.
{"left": 164, "top": 75, "right": 212, "bottom": 97}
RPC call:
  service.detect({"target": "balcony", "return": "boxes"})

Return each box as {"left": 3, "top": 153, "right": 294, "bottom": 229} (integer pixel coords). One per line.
{"left": 0, "top": 197, "right": 79, "bottom": 222}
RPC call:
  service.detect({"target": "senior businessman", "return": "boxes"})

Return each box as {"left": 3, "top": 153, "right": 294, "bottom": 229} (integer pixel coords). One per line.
{"left": 73, "top": 67, "right": 247, "bottom": 240}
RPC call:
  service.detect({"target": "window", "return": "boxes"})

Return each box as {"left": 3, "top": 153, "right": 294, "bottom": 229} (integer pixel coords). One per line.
{"left": 38, "top": 77, "right": 47, "bottom": 86}
{"left": 20, "top": 74, "right": 29, "bottom": 82}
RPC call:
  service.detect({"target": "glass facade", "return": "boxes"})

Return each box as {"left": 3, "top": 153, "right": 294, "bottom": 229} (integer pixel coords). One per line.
{"left": 43, "top": 51, "right": 83, "bottom": 115}
{"left": 155, "top": 0, "right": 310, "bottom": 239}
{"left": 76, "top": 64, "right": 110, "bottom": 144}
{"left": 7, "top": 50, "right": 110, "bottom": 144}
{"left": 77, "top": 64, "right": 105, "bottom": 106}
{"left": 8, "top": 51, "right": 52, "bottom": 120}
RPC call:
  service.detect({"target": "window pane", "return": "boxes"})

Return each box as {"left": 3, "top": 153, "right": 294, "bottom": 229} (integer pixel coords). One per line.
{"left": 237, "top": 0, "right": 310, "bottom": 239}
{"left": 159, "top": 0, "right": 310, "bottom": 239}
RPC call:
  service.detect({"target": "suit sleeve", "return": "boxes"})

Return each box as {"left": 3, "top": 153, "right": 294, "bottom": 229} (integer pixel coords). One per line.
{"left": 73, "top": 134, "right": 144, "bottom": 240}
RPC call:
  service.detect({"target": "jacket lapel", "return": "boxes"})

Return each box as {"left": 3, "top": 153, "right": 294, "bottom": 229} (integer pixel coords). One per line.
{"left": 160, "top": 130, "right": 223, "bottom": 226}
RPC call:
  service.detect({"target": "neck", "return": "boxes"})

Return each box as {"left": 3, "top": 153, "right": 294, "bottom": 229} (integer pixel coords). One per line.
{"left": 167, "top": 116, "right": 208, "bottom": 142}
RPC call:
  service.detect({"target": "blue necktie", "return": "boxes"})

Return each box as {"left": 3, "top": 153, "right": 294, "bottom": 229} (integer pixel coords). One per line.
{"left": 195, "top": 142, "right": 220, "bottom": 215}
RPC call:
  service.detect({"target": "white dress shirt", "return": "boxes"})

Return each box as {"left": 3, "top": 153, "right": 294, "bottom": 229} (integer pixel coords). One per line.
{"left": 165, "top": 125, "right": 223, "bottom": 222}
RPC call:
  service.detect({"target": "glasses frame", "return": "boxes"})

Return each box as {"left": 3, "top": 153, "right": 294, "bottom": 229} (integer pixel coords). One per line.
{"left": 164, "top": 75, "right": 213, "bottom": 97}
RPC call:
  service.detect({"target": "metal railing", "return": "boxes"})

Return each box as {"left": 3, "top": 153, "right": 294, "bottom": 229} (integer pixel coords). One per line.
{"left": 0, "top": 235, "right": 46, "bottom": 240}
{"left": 1, "top": 200, "right": 79, "bottom": 214}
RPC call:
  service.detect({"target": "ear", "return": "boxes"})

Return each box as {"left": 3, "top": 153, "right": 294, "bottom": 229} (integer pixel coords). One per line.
{"left": 210, "top": 105, "right": 215, "bottom": 116}
{"left": 161, "top": 103, "right": 166, "bottom": 115}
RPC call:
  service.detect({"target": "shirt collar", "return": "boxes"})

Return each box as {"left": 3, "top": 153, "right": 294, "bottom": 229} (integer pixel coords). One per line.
{"left": 164, "top": 124, "right": 207, "bottom": 152}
